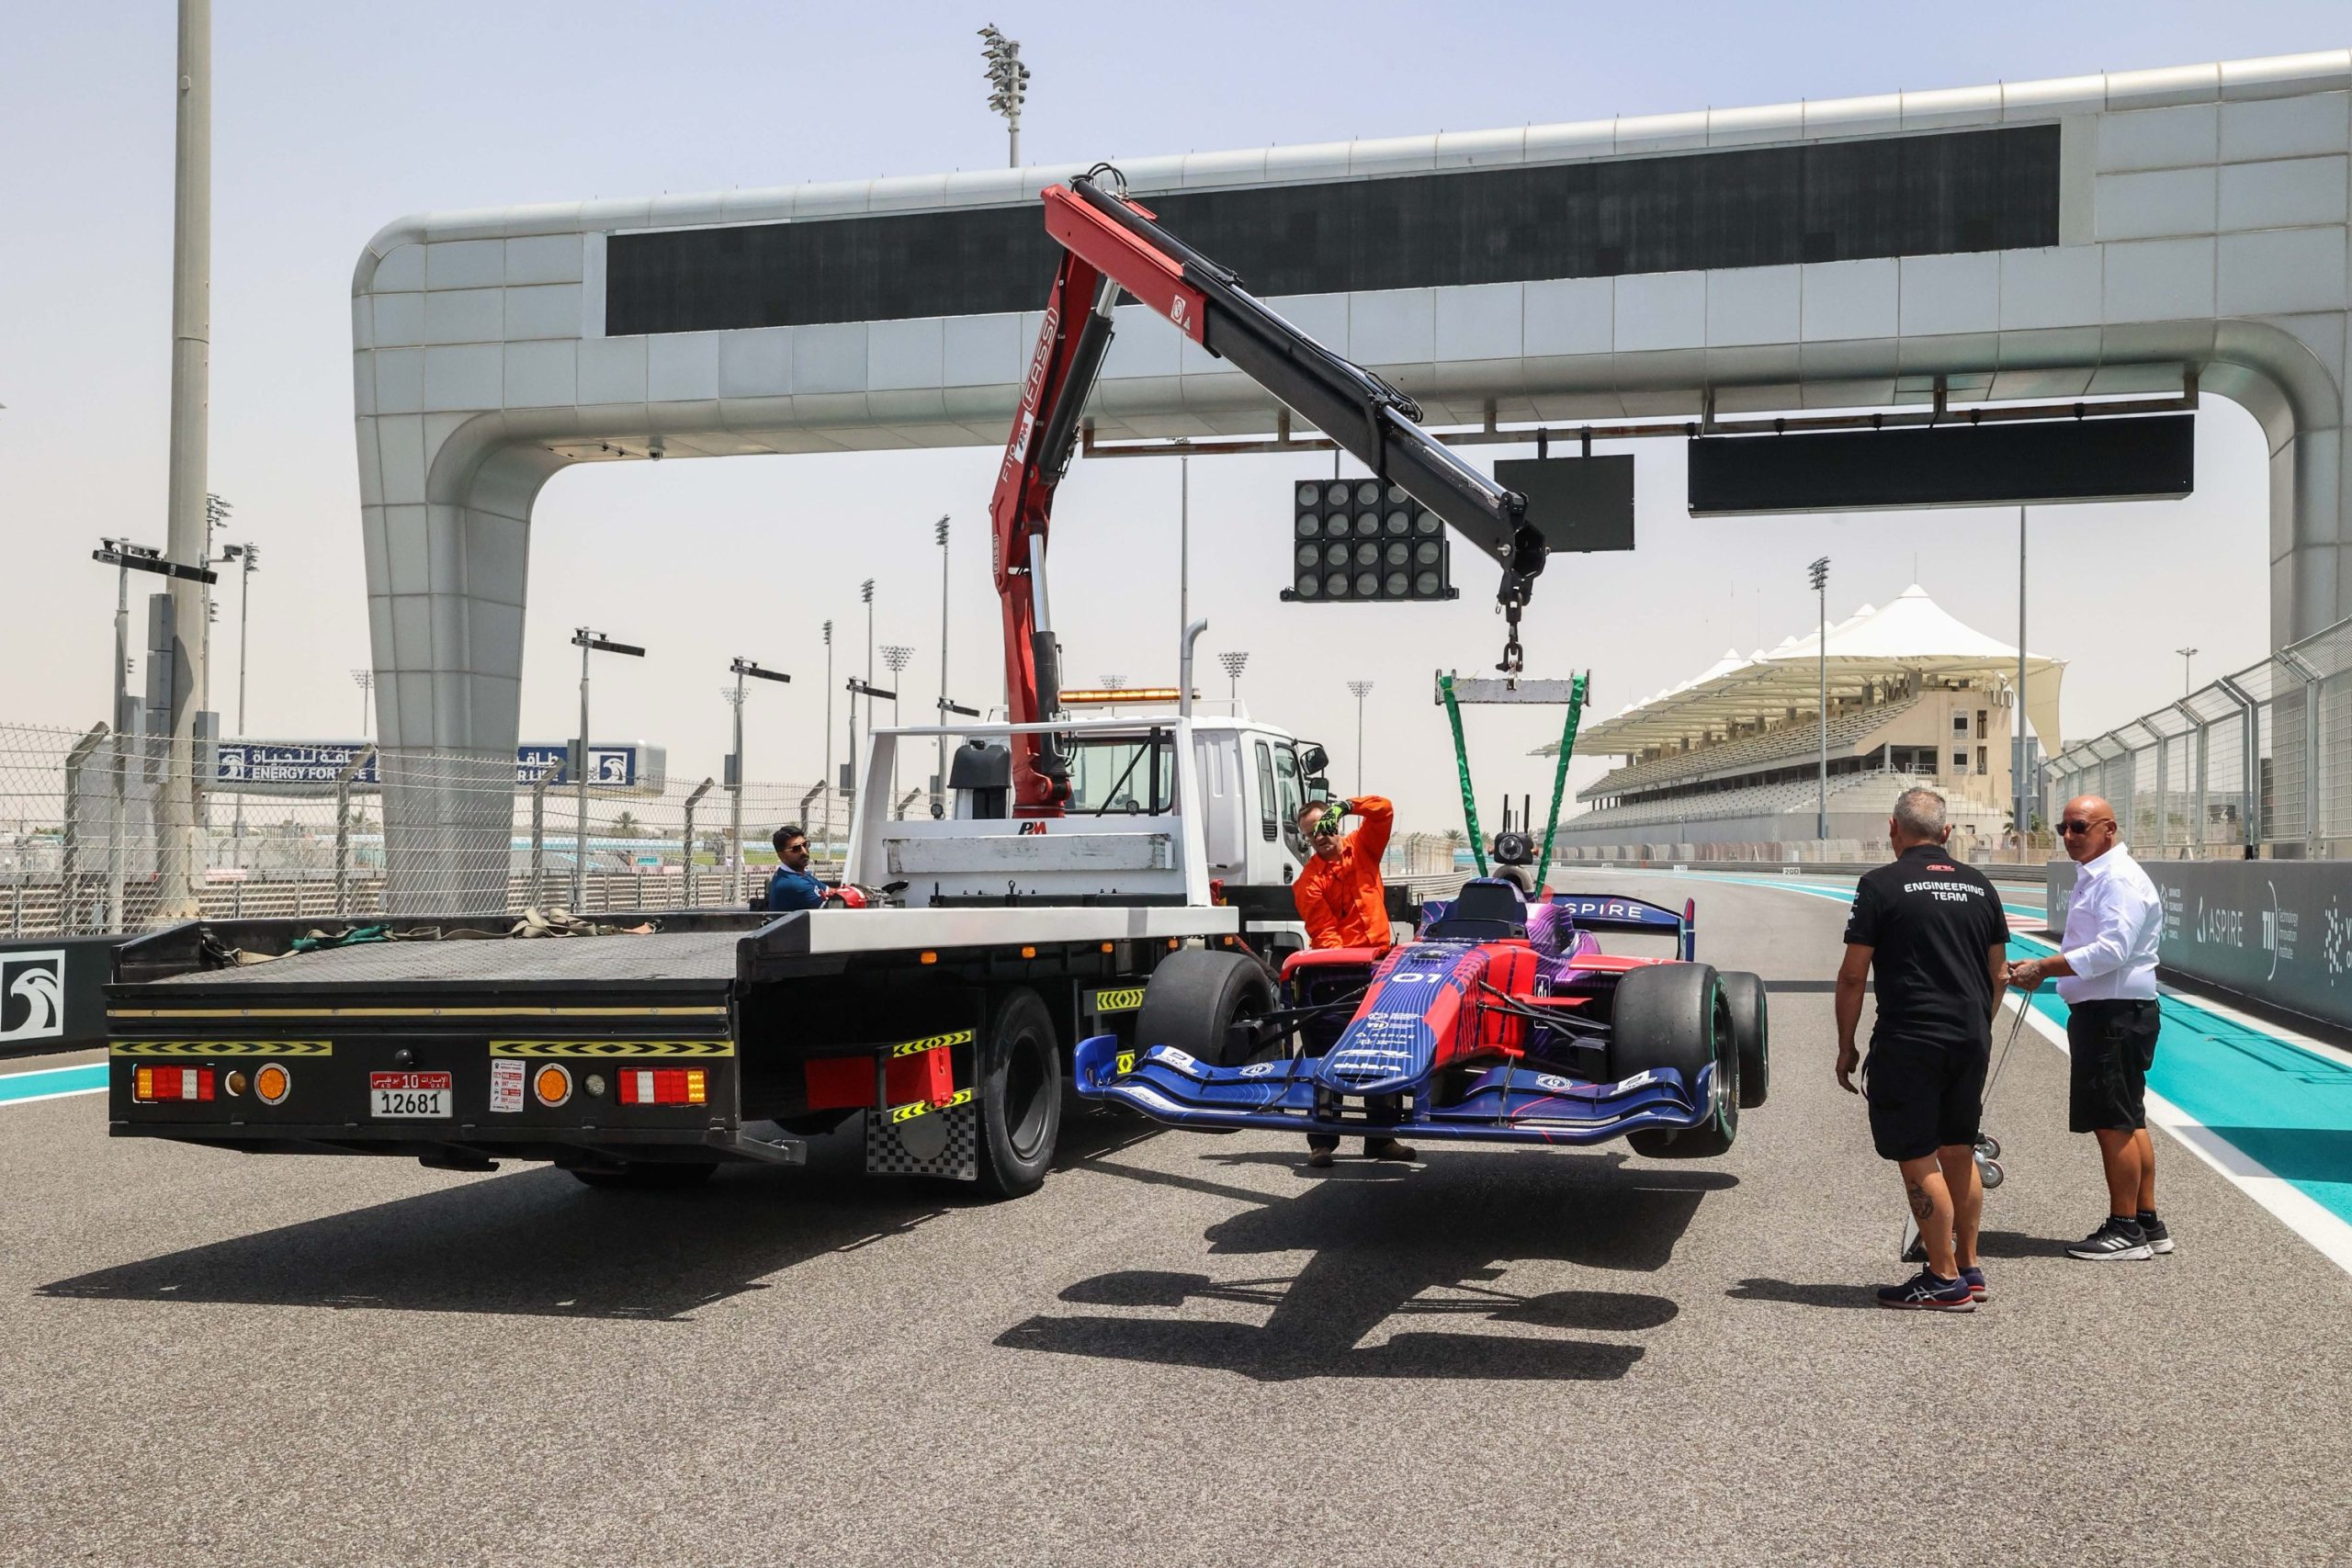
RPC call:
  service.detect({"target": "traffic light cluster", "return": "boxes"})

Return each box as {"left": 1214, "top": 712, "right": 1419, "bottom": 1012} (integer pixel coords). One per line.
{"left": 1283, "top": 479, "right": 1456, "bottom": 603}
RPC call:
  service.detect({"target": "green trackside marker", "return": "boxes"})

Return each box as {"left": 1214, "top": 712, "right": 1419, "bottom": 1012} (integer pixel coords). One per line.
{"left": 1438, "top": 673, "right": 1488, "bottom": 876}
{"left": 1534, "top": 672, "right": 1589, "bottom": 889}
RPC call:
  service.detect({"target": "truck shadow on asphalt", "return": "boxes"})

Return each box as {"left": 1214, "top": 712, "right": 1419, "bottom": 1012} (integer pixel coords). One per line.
{"left": 995, "top": 1150, "right": 1724, "bottom": 1382}
{"left": 34, "top": 1114, "right": 1153, "bottom": 1323}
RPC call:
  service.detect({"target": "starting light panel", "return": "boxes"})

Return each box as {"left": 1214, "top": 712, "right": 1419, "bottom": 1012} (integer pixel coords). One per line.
{"left": 1283, "top": 479, "right": 1457, "bottom": 604}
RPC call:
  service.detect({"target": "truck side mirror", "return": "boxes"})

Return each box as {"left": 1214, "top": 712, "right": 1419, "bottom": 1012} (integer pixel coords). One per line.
{"left": 1299, "top": 743, "right": 1329, "bottom": 775}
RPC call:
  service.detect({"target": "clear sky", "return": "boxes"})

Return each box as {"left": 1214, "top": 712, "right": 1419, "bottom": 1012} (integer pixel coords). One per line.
{"left": 2, "top": 3, "right": 2339, "bottom": 830}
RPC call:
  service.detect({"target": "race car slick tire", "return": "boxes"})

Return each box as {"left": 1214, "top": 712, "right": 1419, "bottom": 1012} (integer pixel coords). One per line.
{"left": 975, "top": 987, "right": 1061, "bottom": 1200}
{"left": 571, "top": 1161, "right": 718, "bottom": 1190}
{"left": 1134, "top": 948, "right": 1279, "bottom": 1069}
{"left": 1720, "top": 969, "right": 1770, "bottom": 1109}
{"left": 1612, "top": 963, "right": 1739, "bottom": 1159}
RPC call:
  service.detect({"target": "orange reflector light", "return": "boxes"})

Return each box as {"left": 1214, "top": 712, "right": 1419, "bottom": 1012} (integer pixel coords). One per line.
{"left": 618, "top": 1067, "right": 707, "bottom": 1107}
{"left": 920, "top": 951, "right": 938, "bottom": 964}
{"left": 1020, "top": 945, "right": 1037, "bottom": 958}
{"left": 1100, "top": 942, "right": 1114, "bottom": 953}
{"left": 1168, "top": 939, "right": 1180, "bottom": 950}
{"left": 132, "top": 1066, "right": 215, "bottom": 1103}
{"left": 254, "top": 1063, "right": 290, "bottom": 1104}
{"left": 533, "top": 1064, "right": 573, "bottom": 1107}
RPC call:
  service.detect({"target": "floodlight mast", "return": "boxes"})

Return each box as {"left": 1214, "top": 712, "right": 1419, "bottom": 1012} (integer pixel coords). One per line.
{"left": 987, "top": 170, "right": 1540, "bottom": 814}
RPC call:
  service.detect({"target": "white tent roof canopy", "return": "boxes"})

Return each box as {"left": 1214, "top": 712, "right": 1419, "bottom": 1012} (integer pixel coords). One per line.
{"left": 1565, "top": 584, "right": 2065, "bottom": 757}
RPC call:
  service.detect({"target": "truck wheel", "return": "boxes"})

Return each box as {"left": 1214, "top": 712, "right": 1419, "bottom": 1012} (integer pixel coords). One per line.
{"left": 1133, "top": 948, "right": 1278, "bottom": 1068}
{"left": 571, "top": 1161, "right": 718, "bottom": 1190}
{"left": 975, "top": 987, "right": 1062, "bottom": 1199}
{"left": 1720, "top": 969, "right": 1770, "bottom": 1109}
{"left": 1611, "top": 963, "right": 1738, "bottom": 1159}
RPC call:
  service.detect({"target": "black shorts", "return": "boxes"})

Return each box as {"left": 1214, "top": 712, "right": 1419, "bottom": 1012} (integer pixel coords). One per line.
{"left": 1863, "top": 1037, "right": 1988, "bottom": 1161}
{"left": 2067, "top": 998, "right": 2160, "bottom": 1133}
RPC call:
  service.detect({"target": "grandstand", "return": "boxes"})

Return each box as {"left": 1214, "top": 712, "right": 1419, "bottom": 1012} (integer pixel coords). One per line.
{"left": 1546, "top": 585, "right": 2064, "bottom": 860}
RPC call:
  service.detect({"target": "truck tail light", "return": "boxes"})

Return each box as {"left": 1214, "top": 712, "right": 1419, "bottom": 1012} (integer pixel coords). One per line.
{"left": 254, "top": 1063, "right": 291, "bottom": 1104}
{"left": 133, "top": 1066, "right": 215, "bottom": 1103}
{"left": 619, "top": 1067, "right": 707, "bottom": 1107}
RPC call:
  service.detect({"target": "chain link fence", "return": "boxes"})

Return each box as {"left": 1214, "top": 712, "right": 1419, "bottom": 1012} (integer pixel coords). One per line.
{"left": 2046, "top": 615, "right": 2352, "bottom": 860}
{"left": 0, "top": 721, "right": 858, "bottom": 937}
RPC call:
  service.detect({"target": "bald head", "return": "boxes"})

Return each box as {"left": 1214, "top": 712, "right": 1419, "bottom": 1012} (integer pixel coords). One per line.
{"left": 2059, "top": 795, "right": 2120, "bottom": 863}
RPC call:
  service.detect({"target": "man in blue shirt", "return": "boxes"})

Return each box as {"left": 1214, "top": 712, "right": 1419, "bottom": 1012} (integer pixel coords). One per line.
{"left": 765, "top": 825, "right": 829, "bottom": 911}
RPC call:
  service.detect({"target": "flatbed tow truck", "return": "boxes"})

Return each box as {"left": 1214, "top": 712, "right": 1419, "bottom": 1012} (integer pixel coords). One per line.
{"left": 104, "top": 171, "right": 1551, "bottom": 1196}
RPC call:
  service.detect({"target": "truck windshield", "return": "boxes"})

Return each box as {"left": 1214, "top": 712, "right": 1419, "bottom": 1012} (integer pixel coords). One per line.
{"left": 1068, "top": 733, "right": 1173, "bottom": 814}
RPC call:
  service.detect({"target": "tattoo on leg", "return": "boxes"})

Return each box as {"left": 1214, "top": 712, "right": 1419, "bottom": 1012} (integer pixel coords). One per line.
{"left": 1905, "top": 1179, "right": 1935, "bottom": 1224}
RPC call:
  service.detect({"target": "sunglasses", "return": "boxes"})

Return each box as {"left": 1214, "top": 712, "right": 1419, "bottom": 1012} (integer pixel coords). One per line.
{"left": 2059, "top": 818, "right": 2112, "bottom": 836}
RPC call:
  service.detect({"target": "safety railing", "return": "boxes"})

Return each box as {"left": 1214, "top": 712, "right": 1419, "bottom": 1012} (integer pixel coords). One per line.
{"left": 2044, "top": 614, "right": 2352, "bottom": 860}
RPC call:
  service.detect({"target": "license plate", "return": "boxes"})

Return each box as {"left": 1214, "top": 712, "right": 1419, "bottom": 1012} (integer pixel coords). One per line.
{"left": 369, "top": 1070, "right": 452, "bottom": 1118}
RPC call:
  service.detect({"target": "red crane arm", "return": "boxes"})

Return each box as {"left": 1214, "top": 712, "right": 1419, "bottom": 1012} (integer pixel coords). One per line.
{"left": 987, "top": 171, "right": 1538, "bottom": 814}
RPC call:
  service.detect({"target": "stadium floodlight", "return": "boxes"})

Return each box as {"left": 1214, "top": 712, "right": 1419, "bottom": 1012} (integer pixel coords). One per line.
{"left": 978, "top": 24, "right": 1030, "bottom": 168}
{"left": 2175, "top": 646, "right": 2199, "bottom": 695}
{"left": 881, "top": 644, "right": 914, "bottom": 728}
{"left": 1808, "top": 558, "right": 1828, "bottom": 840}
{"left": 1217, "top": 650, "right": 1250, "bottom": 705}
{"left": 1286, "top": 479, "right": 1453, "bottom": 603}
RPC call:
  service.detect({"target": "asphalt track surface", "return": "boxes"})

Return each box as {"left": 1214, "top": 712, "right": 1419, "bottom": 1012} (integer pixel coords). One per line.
{"left": 6, "top": 874, "right": 2351, "bottom": 1568}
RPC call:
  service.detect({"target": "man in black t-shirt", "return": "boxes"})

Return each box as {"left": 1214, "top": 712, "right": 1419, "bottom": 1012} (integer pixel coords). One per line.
{"left": 1836, "top": 787, "right": 2012, "bottom": 1313}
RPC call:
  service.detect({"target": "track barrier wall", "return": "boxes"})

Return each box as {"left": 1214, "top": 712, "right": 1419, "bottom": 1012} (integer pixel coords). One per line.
{"left": 2046, "top": 856, "right": 2352, "bottom": 1031}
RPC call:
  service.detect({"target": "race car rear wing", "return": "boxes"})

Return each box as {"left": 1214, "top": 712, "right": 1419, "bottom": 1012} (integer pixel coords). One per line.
{"left": 1552, "top": 894, "right": 1696, "bottom": 962}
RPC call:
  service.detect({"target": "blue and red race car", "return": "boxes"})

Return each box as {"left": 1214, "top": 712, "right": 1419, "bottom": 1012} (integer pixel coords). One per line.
{"left": 1075, "top": 877, "right": 1768, "bottom": 1156}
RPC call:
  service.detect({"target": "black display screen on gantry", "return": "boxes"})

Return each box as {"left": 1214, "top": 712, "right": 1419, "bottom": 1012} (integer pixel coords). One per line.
{"left": 605, "top": 125, "right": 2058, "bottom": 336}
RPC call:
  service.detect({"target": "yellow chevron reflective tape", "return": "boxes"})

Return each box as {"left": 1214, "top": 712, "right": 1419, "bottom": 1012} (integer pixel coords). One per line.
{"left": 888, "top": 1088, "right": 974, "bottom": 1124}
{"left": 489, "top": 1040, "right": 735, "bottom": 1058}
{"left": 1086, "top": 987, "right": 1147, "bottom": 1014}
{"left": 1115, "top": 1051, "right": 1136, "bottom": 1076}
{"left": 889, "top": 1028, "right": 974, "bottom": 1058}
{"left": 110, "top": 1040, "right": 333, "bottom": 1057}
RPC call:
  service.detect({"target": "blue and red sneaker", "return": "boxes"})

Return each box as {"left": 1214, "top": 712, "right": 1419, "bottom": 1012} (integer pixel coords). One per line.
{"left": 1876, "top": 1269, "right": 1976, "bottom": 1312}
{"left": 1958, "top": 1266, "right": 1989, "bottom": 1301}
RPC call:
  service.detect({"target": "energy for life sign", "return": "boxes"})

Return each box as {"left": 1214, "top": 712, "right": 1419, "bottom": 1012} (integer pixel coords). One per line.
{"left": 215, "top": 742, "right": 660, "bottom": 795}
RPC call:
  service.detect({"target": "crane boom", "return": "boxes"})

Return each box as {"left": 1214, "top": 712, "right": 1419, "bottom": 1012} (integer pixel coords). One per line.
{"left": 988, "top": 169, "right": 1547, "bottom": 812}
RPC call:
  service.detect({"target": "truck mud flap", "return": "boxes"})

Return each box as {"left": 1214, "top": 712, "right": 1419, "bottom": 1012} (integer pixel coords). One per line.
{"left": 865, "top": 1091, "right": 978, "bottom": 1180}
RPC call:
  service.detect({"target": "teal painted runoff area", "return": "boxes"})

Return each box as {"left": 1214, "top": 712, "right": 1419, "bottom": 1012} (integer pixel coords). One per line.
{"left": 0, "top": 1062, "right": 106, "bottom": 1105}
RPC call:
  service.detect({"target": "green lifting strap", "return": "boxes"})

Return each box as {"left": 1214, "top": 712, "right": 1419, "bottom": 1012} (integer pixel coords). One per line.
{"left": 1534, "top": 673, "right": 1589, "bottom": 889}
{"left": 1437, "top": 674, "right": 1487, "bottom": 876}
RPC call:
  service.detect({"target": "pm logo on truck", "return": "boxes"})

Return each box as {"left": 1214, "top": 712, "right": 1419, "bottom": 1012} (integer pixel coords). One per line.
{"left": 0, "top": 950, "right": 65, "bottom": 1044}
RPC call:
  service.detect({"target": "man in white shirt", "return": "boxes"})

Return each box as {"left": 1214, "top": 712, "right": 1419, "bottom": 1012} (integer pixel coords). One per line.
{"left": 2008, "top": 795, "right": 2171, "bottom": 1261}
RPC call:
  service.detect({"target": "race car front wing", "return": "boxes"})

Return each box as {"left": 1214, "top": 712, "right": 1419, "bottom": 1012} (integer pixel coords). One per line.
{"left": 1073, "top": 1037, "right": 1720, "bottom": 1146}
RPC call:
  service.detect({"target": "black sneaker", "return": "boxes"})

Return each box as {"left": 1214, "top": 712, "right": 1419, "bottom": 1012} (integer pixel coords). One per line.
{"left": 2066, "top": 1216, "right": 2154, "bottom": 1261}
{"left": 1959, "top": 1266, "right": 1989, "bottom": 1302}
{"left": 2136, "top": 1213, "right": 2175, "bottom": 1255}
{"left": 1877, "top": 1269, "right": 1976, "bottom": 1312}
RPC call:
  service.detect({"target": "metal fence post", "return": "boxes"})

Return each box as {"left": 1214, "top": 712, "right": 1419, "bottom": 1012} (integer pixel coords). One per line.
{"left": 684, "top": 777, "right": 713, "bottom": 908}
{"left": 61, "top": 725, "right": 104, "bottom": 935}
{"left": 528, "top": 762, "right": 555, "bottom": 909}
{"left": 2294, "top": 658, "right": 2324, "bottom": 857}
{"left": 333, "top": 745, "right": 374, "bottom": 919}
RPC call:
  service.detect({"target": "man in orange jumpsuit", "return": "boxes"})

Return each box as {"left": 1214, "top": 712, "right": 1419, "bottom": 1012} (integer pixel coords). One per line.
{"left": 1292, "top": 795, "right": 1416, "bottom": 1168}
